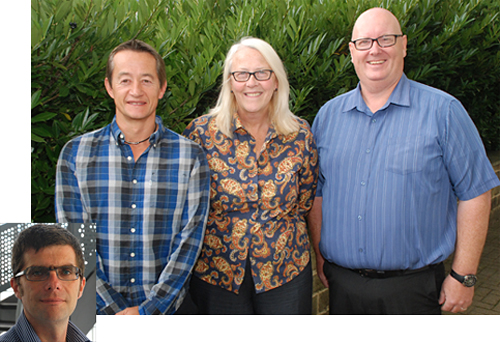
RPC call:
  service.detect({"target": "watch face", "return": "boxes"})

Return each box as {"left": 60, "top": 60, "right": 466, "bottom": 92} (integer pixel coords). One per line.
{"left": 463, "top": 275, "right": 477, "bottom": 287}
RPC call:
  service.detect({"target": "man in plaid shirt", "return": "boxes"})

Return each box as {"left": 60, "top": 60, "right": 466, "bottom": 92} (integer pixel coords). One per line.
{"left": 55, "top": 40, "right": 210, "bottom": 315}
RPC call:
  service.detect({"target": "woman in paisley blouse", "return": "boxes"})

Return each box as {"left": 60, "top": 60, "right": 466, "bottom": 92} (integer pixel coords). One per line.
{"left": 183, "top": 37, "right": 318, "bottom": 314}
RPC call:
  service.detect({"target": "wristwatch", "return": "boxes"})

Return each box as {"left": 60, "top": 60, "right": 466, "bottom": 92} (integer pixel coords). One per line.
{"left": 450, "top": 269, "right": 477, "bottom": 287}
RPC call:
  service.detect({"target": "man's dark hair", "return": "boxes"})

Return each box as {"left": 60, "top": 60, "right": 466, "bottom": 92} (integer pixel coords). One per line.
{"left": 106, "top": 39, "right": 167, "bottom": 89}
{"left": 11, "top": 224, "right": 85, "bottom": 278}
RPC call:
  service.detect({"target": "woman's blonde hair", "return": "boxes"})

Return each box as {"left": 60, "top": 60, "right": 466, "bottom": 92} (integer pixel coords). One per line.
{"left": 210, "top": 37, "right": 299, "bottom": 137}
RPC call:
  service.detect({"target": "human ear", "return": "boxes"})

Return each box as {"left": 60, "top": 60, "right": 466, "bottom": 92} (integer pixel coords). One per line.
{"left": 77, "top": 277, "right": 86, "bottom": 300}
{"left": 10, "top": 278, "right": 23, "bottom": 299}
{"left": 104, "top": 78, "right": 115, "bottom": 99}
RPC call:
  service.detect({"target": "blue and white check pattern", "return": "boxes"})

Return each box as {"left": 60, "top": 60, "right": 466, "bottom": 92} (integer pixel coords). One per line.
{"left": 55, "top": 116, "right": 210, "bottom": 315}
{"left": 0, "top": 311, "right": 90, "bottom": 342}
{"left": 312, "top": 74, "right": 500, "bottom": 271}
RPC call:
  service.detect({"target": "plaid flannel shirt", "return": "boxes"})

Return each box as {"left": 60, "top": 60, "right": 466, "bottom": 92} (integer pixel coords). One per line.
{"left": 55, "top": 116, "right": 210, "bottom": 315}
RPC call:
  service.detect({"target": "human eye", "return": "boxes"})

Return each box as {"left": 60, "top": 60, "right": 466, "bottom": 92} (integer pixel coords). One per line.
{"left": 356, "top": 39, "right": 372, "bottom": 48}
{"left": 142, "top": 76, "right": 155, "bottom": 85}
{"left": 233, "top": 71, "right": 249, "bottom": 81}
{"left": 60, "top": 266, "right": 73, "bottom": 275}
{"left": 379, "top": 35, "right": 395, "bottom": 45}
{"left": 58, "top": 266, "right": 78, "bottom": 279}
{"left": 27, "top": 267, "right": 47, "bottom": 279}
{"left": 255, "top": 70, "right": 270, "bottom": 79}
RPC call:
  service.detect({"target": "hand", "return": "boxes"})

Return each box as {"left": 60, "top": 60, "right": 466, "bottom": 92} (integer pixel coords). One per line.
{"left": 116, "top": 306, "right": 140, "bottom": 315}
{"left": 439, "top": 275, "right": 474, "bottom": 313}
{"left": 315, "top": 252, "right": 329, "bottom": 289}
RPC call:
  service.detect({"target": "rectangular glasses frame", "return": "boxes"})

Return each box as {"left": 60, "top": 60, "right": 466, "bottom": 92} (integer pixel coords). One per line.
{"left": 351, "top": 34, "right": 403, "bottom": 51}
{"left": 231, "top": 69, "right": 274, "bottom": 82}
{"left": 14, "top": 265, "right": 81, "bottom": 282}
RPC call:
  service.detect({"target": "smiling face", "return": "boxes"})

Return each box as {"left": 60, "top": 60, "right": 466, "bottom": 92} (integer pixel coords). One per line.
{"left": 230, "top": 47, "right": 278, "bottom": 119}
{"left": 11, "top": 245, "right": 85, "bottom": 329}
{"left": 349, "top": 8, "right": 407, "bottom": 93}
{"left": 105, "top": 50, "right": 167, "bottom": 125}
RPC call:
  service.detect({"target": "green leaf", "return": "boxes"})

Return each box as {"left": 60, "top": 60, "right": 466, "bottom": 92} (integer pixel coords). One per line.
{"left": 31, "top": 90, "right": 42, "bottom": 109}
{"left": 32, "top": 112, "right": 58, "bottom": 123}
{"left": 31, "top": 132, "right": 46, "bottom": 143}
{"left": 59, "top": 86, "right": 70, "bottom": 97}
{"left": 32, "top": 126, "right": 53, "bottom": 138}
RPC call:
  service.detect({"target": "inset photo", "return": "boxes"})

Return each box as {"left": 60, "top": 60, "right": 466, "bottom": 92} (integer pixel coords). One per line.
{"left": 0, "top": 223, "right": 95, "bottom": 341}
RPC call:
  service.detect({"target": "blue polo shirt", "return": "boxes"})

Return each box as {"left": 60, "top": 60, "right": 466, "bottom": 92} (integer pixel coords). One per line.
{"left": 312, "top": 74, "right": 500, "bottom": 271}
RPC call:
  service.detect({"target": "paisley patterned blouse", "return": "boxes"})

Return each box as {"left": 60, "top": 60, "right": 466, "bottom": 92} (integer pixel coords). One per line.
{"left": 183, "top": 113, "right": 318, "bottom": 293}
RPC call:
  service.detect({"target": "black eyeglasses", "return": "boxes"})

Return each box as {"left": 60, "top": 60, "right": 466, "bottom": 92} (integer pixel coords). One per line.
{"left": 15, "top": 265, "right": 81, "bottom": 282}
{"left": 351, "top": 34, "right": 404, "bottom": 51}
{"left": 231, "top": 69, "right": 274, "bottom": 82}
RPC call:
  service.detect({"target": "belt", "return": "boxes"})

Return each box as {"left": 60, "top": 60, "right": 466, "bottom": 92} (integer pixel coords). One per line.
{"left": 336, "top": 262, "right": 442, "bottom": 279}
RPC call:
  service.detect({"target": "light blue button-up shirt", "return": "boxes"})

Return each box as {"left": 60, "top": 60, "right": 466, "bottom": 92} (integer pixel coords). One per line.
{"left": 312, "top": 74, "right": 500, "bottom": 270}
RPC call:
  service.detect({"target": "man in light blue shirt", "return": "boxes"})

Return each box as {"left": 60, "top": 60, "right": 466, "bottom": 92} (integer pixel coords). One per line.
{"left": 309, "top": 7, "right": 500, "bottom": 314}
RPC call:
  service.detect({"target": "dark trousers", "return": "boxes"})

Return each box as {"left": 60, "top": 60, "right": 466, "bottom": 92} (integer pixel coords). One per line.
{"left": 186, "top": 260, "right": 312, "bottom": 314}
{"left": 323, "top": 261, "right": 445, "bottom": 315}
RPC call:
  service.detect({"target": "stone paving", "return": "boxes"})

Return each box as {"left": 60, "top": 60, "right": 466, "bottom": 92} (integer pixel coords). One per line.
{"left": 443, "top": 207, "right": 500, "bottom": 315}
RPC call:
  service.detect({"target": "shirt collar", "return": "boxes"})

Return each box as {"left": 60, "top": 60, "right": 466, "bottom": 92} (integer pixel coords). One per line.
{"left": 15, "top": 311, "right": 41, "bottom": 342}
{"left": 15, "top": 311, "right": 90, "bottom": 342}
{"left": 231, "top": 112, "right": 278, "bottom": 140}
{"left": 231, "top": 112, "right": 245, "bottom": 134}
{"left": 111, "top": 115, "right": 164, "bottom": 147}
{"left": 66, "top": 320, "right": 91, "bottom": 342}
{"left": 387, "top": 73, "right": 410, "bottom": 108}
{"left": 343, "top": 73, "right": 411, "bottom": 115}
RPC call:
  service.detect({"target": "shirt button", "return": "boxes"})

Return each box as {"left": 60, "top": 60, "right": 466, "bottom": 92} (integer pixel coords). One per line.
{"left": 130, "top": 253, "right": 136, "bottom": 257}
{"left": 366, "top": 149, "right": 371, "bottom": 154}
{"left": 130, "top": 278, "right": 136, "bottom": 283}
{"left": 133, "top": 179, "right": 138, "bottom": 184}
{"left": 361, "top": 181, "right": 366, "bottom": 186}
{"left": 358, "top": 215, "right": 362, "bottom": 220}
{"left": 120, "top": 134, "right": 124, "bottom": 139}
{"left": 372, "top": 119, "right": 376, "bottom": 123}
{"left": 130, "top": 228, "right": 136, "bottom": 233}
{"left": 127, "top": 156, "right": 132, "bottom": 161}
{"left": 131, "top": 204, "right": 136, "bottom": 209}
{"left": 359, "top": 248, "right": 364, "bottom": 253}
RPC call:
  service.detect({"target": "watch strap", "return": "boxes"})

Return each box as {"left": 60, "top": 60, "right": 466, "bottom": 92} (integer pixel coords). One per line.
{"left": 450, "top": 269, "right": 477, "bottom": 287}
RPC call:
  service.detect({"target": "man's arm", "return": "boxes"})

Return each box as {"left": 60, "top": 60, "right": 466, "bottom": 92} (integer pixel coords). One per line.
{"left": 96, "top": 251, "right": 131, "bottom": 314}
{"left": 56, "top": 140, "right": 132, "bottom": 314}
{"left": 439, "top": 190, "right": 491, "bottom": 312}
{"left": 307, "top": 196, "right": 329, "bottom": 288}
{"left": 137, "top": 150, "right": 210, "bottom": 315}
{"left": 55, "top": 141, "right": 87, "bottom": 223}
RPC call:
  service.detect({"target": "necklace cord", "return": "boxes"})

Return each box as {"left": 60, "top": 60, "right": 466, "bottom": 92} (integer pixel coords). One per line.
{"left": 123, "top": 123, "right": 157, "bottom": 145}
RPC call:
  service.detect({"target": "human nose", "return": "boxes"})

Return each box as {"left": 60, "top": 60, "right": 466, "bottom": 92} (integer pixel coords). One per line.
{"left": 369, "top": 40, "right": 383, "bottom": 53}
{"left": 246, "top": 74, "right": 259, "bottom": 86}
{"left": 130, "top": 81, "right": 143, "bottom": 96}
{"left": 45, "top": 270, "right": 62, "bottom": 290}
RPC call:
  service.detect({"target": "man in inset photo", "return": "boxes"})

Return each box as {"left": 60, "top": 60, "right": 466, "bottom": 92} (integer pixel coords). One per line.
{"left": 0, "top": 224, "right": 90, "bottom": 342}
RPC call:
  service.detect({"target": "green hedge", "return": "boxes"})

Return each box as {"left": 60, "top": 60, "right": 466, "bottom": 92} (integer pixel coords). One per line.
{"left": 31, "top": 0, "right": 500, "bottom": 222}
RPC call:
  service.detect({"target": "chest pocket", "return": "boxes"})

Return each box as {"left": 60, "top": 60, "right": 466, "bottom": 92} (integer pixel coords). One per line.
{"left": 385, "top": 135, "right": 425, "bottom": 175}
